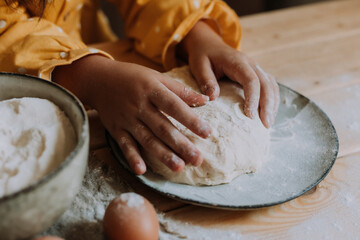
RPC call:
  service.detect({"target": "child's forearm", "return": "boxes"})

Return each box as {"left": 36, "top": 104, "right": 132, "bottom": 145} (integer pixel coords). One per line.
{"left": 179, "top": 21, "right": 224, "bottom": 60}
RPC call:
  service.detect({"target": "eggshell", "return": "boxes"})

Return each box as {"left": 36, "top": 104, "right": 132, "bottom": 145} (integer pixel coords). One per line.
{"left": 33, "top": 236, "right": 64, "bottom": 240}
{"left": 103, "top": 193, "right": 159, "bottom": 240}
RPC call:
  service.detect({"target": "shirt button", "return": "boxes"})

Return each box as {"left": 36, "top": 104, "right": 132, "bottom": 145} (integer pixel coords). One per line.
{"left": 60, "top": 52, "right": 68, "bottom": 59}
{"left": 0, "top": 20, "right": 7, "bottom": 29}
{"left": 89, "top": 48, "right": 99, "bottom": 54}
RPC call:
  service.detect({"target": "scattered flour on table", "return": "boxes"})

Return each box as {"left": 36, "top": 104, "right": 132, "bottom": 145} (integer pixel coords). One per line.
{"left": 43, "top": 154, "right": 132, "bottom": 240}
{"left": 287, "top": 195, "right": 360, "bottom": 240}
{"left": 42, "top": 153, "right": 255, "bottom": 240}
{"left": 158, "top": 214, "right": 257, "bottom": 240}
{"left": 0, "top": 97, "right": 76, "bottom": 198}
{"left": 287, "top": 154, "right": 360, "bottom": 239}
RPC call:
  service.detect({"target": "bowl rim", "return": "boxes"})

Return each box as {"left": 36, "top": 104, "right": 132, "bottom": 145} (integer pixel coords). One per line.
{"left": 0, "top": 72, "right": 89, "bottom": 203}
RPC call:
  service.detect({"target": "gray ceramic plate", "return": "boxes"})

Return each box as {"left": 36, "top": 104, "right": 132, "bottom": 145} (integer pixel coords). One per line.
{"left": 107, "top": 84, "right": 338, "bottom": 210}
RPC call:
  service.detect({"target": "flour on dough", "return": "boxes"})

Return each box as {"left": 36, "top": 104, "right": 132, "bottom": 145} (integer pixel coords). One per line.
{"left": 143, "top": 66, "right": 270, "bottom": 185}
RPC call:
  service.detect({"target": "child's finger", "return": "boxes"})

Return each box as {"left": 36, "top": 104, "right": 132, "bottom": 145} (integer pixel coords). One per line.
{"left": 113, "top": 130, "right": 146, "bottom": 175}
{"left": 189, "top": 55, "right": 219, "bottom": 100}
{"left": 138, "top": 103, "right": 203, "bottom": 166}
{"left": 150, "top": 84, "right": 212, "bottom": 139}
{"left": 159, "top": 77, "right": 209, "bottom": 107}
{"left": 268, "top": 74, "right": 280, "bottom": 122}
{"left": 130, "top": 122, "right": 185, "bottom": 172}
{"left": 224, "top": 61, "right": 260, "bottom": 119}
{"left": 254, "top": 65, "right": 276, "bottom": 128}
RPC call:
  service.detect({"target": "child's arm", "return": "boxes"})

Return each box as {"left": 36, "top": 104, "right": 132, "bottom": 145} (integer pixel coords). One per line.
{"left": 52, "top": 55, "right": 211, "bottom": 175}
{"left": 0, "top": 0, "right": 211, "bottom": 175}
{"left": 0, "top": 0, "right": 113, "bottom": 79}
{"left": 1, "top": 0, "right": 279, "bottom": 175}
{"left": 110, "top": 0, "right": 279, "bottom": 127}
{"left": 179, "top": 21, "right": 280, "bottom": 128}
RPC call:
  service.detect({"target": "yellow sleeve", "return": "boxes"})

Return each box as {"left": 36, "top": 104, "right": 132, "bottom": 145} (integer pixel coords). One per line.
{"left": 111, "top": 0, "right": 241, "bottom": 70}
{"left": 0, "top": 0, "right": 113, "bottom": 80}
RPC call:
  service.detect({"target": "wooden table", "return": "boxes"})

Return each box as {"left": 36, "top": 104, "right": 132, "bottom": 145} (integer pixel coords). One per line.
{"left": 88, "top": 0, "right": 360, "bottom": 238}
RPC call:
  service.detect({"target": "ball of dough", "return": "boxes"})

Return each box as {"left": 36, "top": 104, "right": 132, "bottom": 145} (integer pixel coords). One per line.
{"left": 143, "top": 66, "right": 270, "bottom": 185}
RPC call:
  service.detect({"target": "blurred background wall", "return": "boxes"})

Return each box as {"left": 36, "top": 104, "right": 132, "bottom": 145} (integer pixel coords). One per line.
{"left": 101, "top": 0, "right": 336, "bottom": 38}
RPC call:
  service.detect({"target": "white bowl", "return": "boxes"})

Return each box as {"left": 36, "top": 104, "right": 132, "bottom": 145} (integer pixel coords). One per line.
{"left": 0, "top": 73, "right": 89, "bottom": 240}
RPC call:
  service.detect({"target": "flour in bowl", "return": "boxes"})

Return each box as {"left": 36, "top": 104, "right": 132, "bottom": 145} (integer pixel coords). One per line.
{"left": 0, "top": 97, "right": 76, "bottom": 198}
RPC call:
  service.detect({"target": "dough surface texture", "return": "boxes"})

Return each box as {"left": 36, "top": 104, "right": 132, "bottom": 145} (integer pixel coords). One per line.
{"left": 0, "top": 97, "right": 76, "bottom": 197}
{"left": 144, "top": 66, "right": 270, "bottom": 185}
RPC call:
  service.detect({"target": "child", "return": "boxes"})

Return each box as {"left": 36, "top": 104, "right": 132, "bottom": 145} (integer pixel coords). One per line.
{"left": 0, "top": 0, "right": 279, "bottom": 175}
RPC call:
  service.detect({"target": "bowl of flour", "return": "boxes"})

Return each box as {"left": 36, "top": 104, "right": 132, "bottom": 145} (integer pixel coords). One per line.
{"left": 0, "top": 73, "right": 89, "bottom": 240}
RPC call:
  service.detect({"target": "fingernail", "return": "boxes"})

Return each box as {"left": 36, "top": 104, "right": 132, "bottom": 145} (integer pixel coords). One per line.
{"left": 188, "top": 150, "right": 202, "bottom": 166}
{"left": 205, "top": 87, "right": 214, "bottom": 97}
{"left": 265, "top": 116, "right": 271, "bottom": 128}
{"left": 271, "top": 113, "right": 276, "bottom": 125}
{"left": 199, "top": 120, "right": 212, "bottom": 138}
{"left": 135, "top": 162, "right": 146, "bottom": 175}
{"left": 251, "top": 109, "right": 257, "bottom": 119}
{"left": 170, "top": 155, "right": 184, "bottom": 172}
{"left": 203, "top": 95, "right": 210, "bottom": 102}
{"left": 192, "top": 95, "right": 209, "bottom": 107}
{"left": 201, "top": 85, "right": 209, "bottom": 94}
{"left": 245, "top": 106, "right": 255, "bottom": 119}
{"left": 201, "top": 85, "right": 216, "bottom": 100}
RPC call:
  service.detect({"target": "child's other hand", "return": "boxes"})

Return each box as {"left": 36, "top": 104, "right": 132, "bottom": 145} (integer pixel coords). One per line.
{"left": 53, "top": 56, "right": 211, "bottom": 175}
{"left": 180, "top": 21, "right": 280, "bottom": 128}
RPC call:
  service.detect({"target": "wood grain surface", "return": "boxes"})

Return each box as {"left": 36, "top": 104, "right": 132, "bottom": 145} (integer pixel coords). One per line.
{"left": 160, "top": 152, "right": 360, "bottom": 239}
{"left": 87, "top": 0, "right": 360, "bottom": 238}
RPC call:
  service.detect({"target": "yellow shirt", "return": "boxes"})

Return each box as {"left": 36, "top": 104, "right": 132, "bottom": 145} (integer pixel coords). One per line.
{"left": 0, "top": 0, "right": 241, "bottom": 80}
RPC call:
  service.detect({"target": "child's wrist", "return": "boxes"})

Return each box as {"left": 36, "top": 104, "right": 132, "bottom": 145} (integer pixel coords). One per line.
{"left": 52, "top": 54, "right": 110, "bottom": 108}
{"left": 178, "top": 20, "right": 223, "bottom": 59}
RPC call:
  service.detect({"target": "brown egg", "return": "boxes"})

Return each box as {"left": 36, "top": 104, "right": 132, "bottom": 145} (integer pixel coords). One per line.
{"left": 103, "top": 193, "right": 159, "bottom": 240}
{"left": 33, "top": 236, "right": 64, "bottom": 240}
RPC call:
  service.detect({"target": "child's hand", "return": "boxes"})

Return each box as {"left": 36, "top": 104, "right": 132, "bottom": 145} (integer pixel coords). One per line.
{"left": 180, "top": 21, "right": 280, "bottom": 128}
{"left": 53, "top": 55, "right": 211, "bottom": 175}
